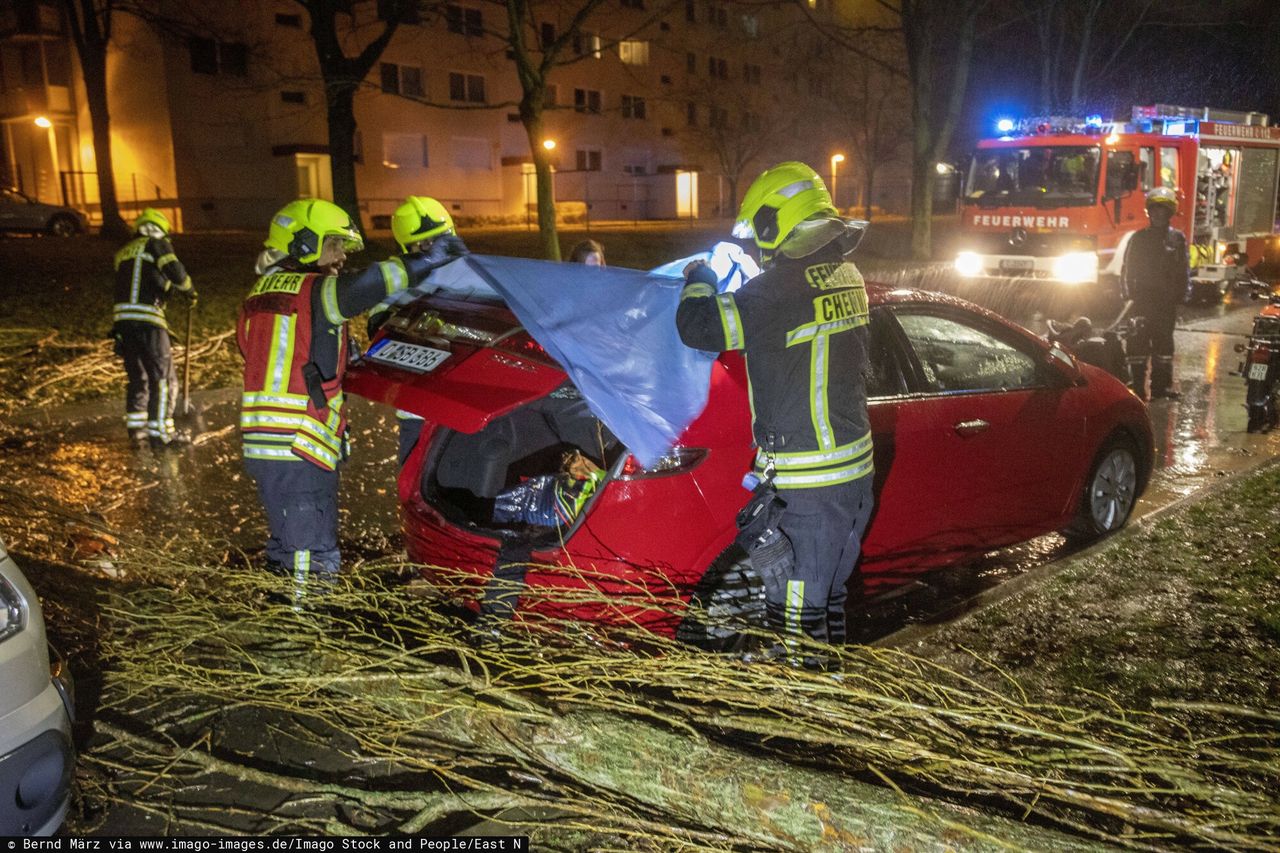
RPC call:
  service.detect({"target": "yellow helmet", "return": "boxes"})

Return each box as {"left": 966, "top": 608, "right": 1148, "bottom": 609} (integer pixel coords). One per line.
{"left": 1145, "top": 186, "right": 1178, "bottom": 211}
{"left": 732, "top": 162, "right": 837, "bottom": 254}
{"left": 391, "top": 196, "right": 454, "bottom": 252}
{"left": 264, "top": 199, "right": 364, "bottom": 265}
{"left": 133, "top": 207, "right": 172, "bottom": 238}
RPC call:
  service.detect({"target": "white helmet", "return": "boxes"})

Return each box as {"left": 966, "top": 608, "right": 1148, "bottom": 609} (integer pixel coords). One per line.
{"left": 1145, "top": 186, "right": 1178, "bottom": 211}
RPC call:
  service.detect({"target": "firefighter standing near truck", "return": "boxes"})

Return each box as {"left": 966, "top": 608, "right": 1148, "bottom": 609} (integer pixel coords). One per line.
{"left": 366, "top": 196, "right": 465, "bottom": 466}
{"left": 676, "top": 161, "right": 874, "bottom": 653}
{"left": 112, "top": 207, "right": 197, "bottom": 449}
{"left": 1123, "top": 186, "right": 1190, "bottom": 400}
{"left": 238, "top": 198, "right": 467, "bottom": 592}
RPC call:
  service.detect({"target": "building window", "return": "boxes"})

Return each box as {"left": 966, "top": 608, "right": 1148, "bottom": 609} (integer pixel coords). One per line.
{"left": 381, "top": 62, "right": 424, "bottom": 98}
{"left": 707, "top": 56, "right": 727, "bottom": 80}
{"left": 621, "top": 94, "right": 646, "bottom": 119}
{"left": 621, "top": 0, "right": 645, "bottom": 8}
{"left": 686, "top": 52, "right": 696, "bottom": 74}
{"left": 540, "top": 22, "right": 556, "bottom": 48}
{"left": 575, "top": 149, "right": 602, "bottom": 172}
{"left": 623, "top": 164, "right": 647, "bottom": 175}
{"left": 574, "top": 88, "right": 602, "bottom": 114}
{"left": 544, "top": 85, "right": 558, "bottom": 108}
{"left": 275, "top": 13, "right": 302, "bottom": 27}
{"left": 448, "top": 72, "right": 486, "bottom": 103}
{"left": 280, "top": 90, "right": 306, "bottom": 105}
{"left": 190, "top": 38, "right": 247, "bottom": 76}
{"left": 706, "top": 3, "right": 728, "bottom": 27}
{"left": 709, "top": 106, "right": 728, "bottom": 128}
{"left": 740, "top": 14, "right": 759, "bottom": 37}
{"left": 743, "top": 63, "right": 761, "bottom": 84}
{"left": 377, "top": 0, "right": 420, "bottom": 23}
{"left": 742, "top": 111, "right": 761, "bottom": 132}
{"left": 446, "top": 4, "right": 484, "bottom": 36}
{"left": 573, "top": 31, "right": 601, "bottom": 58}
{"left": 685, "top": 0, "right": 696, "bottom": 22}
{"left": 383, "top": 133, "right": 429, "bottom": 169}
{"left": 686, "top": 102, "right": 698, "bottom": 127}
{"left": 619, "top": 40, "right": 649, "bottom": 65}
{"left": 452, "top": 137, "right": 493, "bottom": 170}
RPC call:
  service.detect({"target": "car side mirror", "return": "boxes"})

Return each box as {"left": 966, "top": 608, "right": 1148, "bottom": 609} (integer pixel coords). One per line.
{"left": 1044, "top": 344, "right": 1085, "bottom": 387}
{"left": 1122, "top": 163, "right": 1139, "bottom": 192}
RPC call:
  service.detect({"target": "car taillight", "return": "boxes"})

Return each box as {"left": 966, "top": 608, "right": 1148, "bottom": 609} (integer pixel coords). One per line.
{"left": 490, "top": 330, "right": 559, "bottom": 367}
{"left": 1253, "top": 345, "right": 1271, "bottom": 362}
{"left": 618, "top": 447, "right": 708, "bottom": 479}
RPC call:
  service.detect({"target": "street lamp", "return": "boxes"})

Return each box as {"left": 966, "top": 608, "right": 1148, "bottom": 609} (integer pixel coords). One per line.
{"left": 34, "top": 116, "right": 52, "bottom": 128}
{"left": 830, "top": 153, "right": 845, "bottom": 209}
{"left": 542, "top": 139, "right": 556, "bottom": 151}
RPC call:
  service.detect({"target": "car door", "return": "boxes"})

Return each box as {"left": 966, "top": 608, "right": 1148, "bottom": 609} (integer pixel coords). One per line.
{"left": 871, "top": 304, "right": 1086, "bottom": 565}
{"left": 0, "top": 190, "right": 25, "bottom": 228}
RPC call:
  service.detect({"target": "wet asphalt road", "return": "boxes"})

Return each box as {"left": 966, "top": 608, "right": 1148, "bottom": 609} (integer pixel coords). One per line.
{"left": 5, "top": 281, "right": 1279, "bottom": 643}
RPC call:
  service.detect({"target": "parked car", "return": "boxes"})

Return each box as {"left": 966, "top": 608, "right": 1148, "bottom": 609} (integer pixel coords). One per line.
{"left": 0, "top": 188, "right": 87, "bottom": 237}
{"left": 0, "top": 537, "right": 74, "bottom": 836}
{"left": 346, "top": 283, "right": 1153, "bottom": 642}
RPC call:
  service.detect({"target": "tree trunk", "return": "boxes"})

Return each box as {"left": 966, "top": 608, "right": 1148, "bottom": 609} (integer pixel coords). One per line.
{"left": 863, "top": 166, "right": 876, "bottom": 222}
{"left": 725, "top": 176, "right": 739, "bottom": 220}
{"left": 520, "top": 106, "right": 560, "bottom": 261}
{"left": 80, "top": 44, "right": 128, "bottom": 239}
{"left": 326, "top": 85, "right": 360, "bottom": 221}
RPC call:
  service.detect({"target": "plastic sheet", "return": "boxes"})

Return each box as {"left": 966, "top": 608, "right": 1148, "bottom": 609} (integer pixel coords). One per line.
{"left": 411, "top": 250, "right": 755, "bottom": 467}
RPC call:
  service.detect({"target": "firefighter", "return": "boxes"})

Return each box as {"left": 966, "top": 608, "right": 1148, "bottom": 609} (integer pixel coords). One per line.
{"left": 675, "top": 161, "right": 874, "bottom": 652}
{"left": 367, "top": 196, "right": 462, "bottom": 466}
{"left": 112, "top": 207, "right": 197, "bottom": 449}
{"left": 239, "top": 198, "right": 467, "bottom": 589}
{"left": 1123, "top": 186, "right": 1190, "bottom": 400}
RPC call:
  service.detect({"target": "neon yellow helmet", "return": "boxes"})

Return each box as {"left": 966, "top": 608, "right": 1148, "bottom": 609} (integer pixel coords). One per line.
{"left": 391, "top": 196, "right": 454, "bottom": 252}
{"left": 732, "top": 161, "right": 837, "bottom": 253}
{"left": 133, "top": 207, "right": 172, "bottom": 238}
{"left": 264, "top": 199, "right": 364, "bottom": 265}
{"left": 1145, "top": 186, "right": 1178, "bottom": 211}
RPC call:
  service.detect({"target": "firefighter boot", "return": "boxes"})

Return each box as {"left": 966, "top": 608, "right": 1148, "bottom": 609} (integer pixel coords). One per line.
{"left": 129, "top": 429, "right": 150, "bottom": 450}
{"left": 1128, "top": 360, "right": 1149, "bottom": 401}
{"left": 1151, "top": 356, "right": 1180, "bottom": 400}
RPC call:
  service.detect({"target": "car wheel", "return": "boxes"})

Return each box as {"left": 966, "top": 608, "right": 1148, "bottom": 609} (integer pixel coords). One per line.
{"left": 47, "top": 215, "right": 79, "bottom": 238}
{"left": 1063, "top": 434, "right": 1140, "bottom": 541}
{"left": 675, "top": 544, "right": 766, "bottom": 653}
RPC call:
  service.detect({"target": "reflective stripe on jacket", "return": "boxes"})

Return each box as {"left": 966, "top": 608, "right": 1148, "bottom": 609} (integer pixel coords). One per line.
{"left": 238, "top": 272, "right": 349, "bottom": 469}
{"left": 112, "top": 235, "right": 192, "bottom": 329}
{"left": 676, "top": 237, "right": 873, "bottom": 489}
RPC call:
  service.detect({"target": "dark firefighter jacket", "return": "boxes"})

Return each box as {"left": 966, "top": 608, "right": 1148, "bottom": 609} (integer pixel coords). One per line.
{"left": 675, "top": 236, "right": 873, "bottom": 489}
{"left": 112, "top": 235, "right": 193, "bottom": 329}
{"left": 1122, "top": 225, "right": 1190, "bottom": 319}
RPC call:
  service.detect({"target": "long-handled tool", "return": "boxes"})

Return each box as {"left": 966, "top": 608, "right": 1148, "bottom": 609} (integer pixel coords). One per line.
{"left": 176, "top": 298, "right": 206, "bottom": 437}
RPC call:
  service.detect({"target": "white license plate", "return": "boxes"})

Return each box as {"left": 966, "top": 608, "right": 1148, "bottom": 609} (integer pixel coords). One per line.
{"left": 367, "top": 339, "right": 450, "bottom": 373}
{"left": 999, "top": 258, "right": 1034, "bottom": 273}
{"left": 1249, "top": 361, "right": 1270, "bottom": 381}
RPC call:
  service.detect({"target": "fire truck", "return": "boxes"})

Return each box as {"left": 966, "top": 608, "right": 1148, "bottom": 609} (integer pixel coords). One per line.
{"left": 954, "top": 105, "right": 1280, "bottom": 300}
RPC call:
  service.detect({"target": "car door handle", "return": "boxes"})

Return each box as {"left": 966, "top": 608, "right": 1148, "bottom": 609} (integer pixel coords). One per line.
{"left": 953, "top": 419, "right": 990, "bottom": 437}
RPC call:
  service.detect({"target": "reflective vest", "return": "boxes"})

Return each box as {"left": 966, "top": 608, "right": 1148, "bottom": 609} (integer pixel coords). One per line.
{"left": 237, "top": 272, "right": 349, "bottom": 470}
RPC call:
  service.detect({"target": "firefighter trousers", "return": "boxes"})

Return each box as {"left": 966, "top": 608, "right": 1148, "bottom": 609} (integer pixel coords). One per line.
{"left": 1126, "top": 312, "right": 1176, "bottom": 397}
{"left": 118, "top": 322, "right": 177, "bottom": 440}
{"left": 765, "top": 475, "right": 875, "bottom": 645}
{"left": 244, "top": 458, "right": 341, "bottom": 590}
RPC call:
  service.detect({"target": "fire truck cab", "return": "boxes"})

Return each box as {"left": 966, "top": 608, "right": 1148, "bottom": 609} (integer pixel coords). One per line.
{"left": 955, "top": 105, "right": 1280, "bottom": 301}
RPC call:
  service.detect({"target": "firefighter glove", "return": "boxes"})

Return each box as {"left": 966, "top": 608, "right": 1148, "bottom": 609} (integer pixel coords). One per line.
{"left": 403, "top": 234, "right": 469, "bottom": 279}
{"left": 683, "top": 259, "right": 718, "bottom": 287}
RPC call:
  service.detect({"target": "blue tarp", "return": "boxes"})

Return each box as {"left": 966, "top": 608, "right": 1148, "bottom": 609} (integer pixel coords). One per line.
{"left": 405, "top": 244, "right": 755, "bottom": 467}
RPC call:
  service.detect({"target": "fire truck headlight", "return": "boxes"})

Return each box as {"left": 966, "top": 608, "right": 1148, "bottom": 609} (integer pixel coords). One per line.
{"left": 1053, "top": 252, "right": 1097, "bottom": 283}
{"left": 955, "top": 251, "right": 984, "bottom": 278}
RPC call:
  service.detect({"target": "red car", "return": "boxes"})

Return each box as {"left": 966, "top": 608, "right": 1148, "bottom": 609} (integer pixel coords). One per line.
{"left": 346, "top": 284, "right": 1153, "bottom": 642}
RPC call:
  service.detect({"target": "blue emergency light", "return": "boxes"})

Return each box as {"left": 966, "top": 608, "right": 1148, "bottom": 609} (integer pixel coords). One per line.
{"left": 1084, "top": 114, "right": 1103, "bottom": 128}
{"left": 996, "top": 118, "right": 1015, "bottom": 133}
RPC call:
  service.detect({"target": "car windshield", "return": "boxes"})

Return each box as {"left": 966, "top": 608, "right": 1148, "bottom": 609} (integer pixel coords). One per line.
{"left": 965, "top": 146, "right": 1100, "bottom": 207}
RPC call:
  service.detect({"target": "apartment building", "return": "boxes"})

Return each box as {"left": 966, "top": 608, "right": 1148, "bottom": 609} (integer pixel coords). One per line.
{"left": 0, "top": 0, "right": 905, "bottom": 231}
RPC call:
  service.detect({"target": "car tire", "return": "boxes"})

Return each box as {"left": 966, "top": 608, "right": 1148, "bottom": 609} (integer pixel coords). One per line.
{"left": 1062, "top": 433, "right": 1140, "bottom": 541}
{"left": 675, "top": 544, "right": 766, "bottom": 653}
{"left": 46, "top": 215, "right": 79, "bottom": 238}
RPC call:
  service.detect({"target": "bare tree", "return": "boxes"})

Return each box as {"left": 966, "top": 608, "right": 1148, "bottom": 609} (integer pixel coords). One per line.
{"left": 679, "top": 82, "right": 790, "bottom": 218}
{"left": 1026, "top": 0, "right": 1155, "bottom": 112}
{"left": 293, "top": 0, "right": 418, "bottom": 220}
{"left": 829, "top": 37, "right": 910, "bottom": 220}
{"left": 59, "top": 0, "right": 129, "bottom": 239}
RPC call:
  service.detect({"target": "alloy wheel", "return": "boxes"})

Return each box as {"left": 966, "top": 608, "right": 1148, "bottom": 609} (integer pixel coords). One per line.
{"left": 1089, "top": 447, "right": 1137, "bottom": 531}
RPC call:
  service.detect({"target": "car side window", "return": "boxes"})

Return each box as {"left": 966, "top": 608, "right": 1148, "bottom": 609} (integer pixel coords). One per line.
{"left": 864, "top": 308, "right": 908, "bottom": 398}
{"left": 895, "top": 310, "right": 1040, "bottom": 393}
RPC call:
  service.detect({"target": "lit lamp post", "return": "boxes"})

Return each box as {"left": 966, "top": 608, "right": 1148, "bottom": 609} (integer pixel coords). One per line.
{"left": 830, "top": 153, "right": 845, "bottom": 210}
